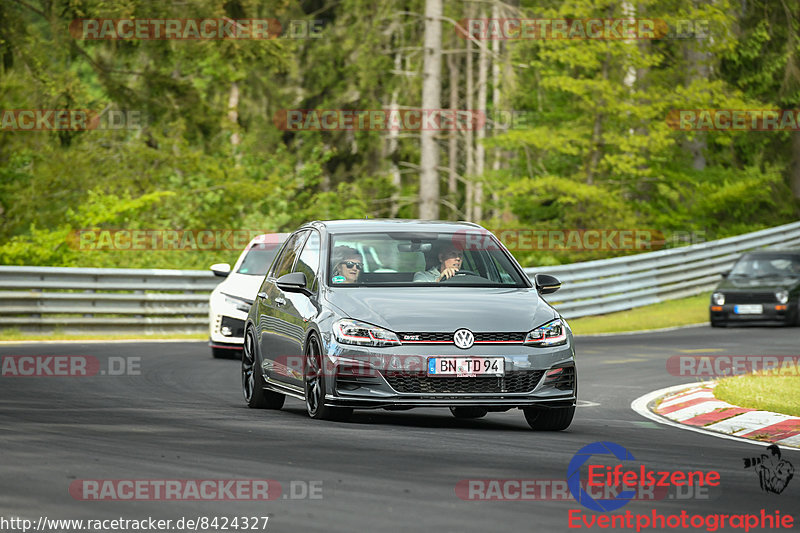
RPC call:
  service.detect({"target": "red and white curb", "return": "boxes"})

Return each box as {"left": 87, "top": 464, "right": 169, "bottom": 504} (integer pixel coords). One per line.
{"left": 631, "top": 382, "right": 800, "bottom": 450}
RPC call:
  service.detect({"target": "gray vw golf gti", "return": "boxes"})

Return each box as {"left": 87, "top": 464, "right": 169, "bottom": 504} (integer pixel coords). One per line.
{"left": 242, "top": 219, "right": 577, "bottom": 430}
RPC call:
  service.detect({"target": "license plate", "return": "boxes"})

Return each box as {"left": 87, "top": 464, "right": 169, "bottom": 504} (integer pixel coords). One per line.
{"left": 734, "top": 304, "right": 763, "bottom": 314}
{"left": 427, "top": 357, "right": 504, "bottom": 377}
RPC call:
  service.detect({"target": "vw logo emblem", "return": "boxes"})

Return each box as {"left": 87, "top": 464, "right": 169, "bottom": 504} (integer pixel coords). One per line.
{"left": 453, "top": 329, "right": 474, "bottom": 349}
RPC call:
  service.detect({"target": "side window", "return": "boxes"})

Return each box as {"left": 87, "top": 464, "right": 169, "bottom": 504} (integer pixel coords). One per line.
{"left": 294, "top": 231, "right": 321, "bottom": 291}
{"left": 270, "top": 231, "right": 308, "bottom": 278}
{"left": 488, "top": 254, "right": 512, "bottom": 283}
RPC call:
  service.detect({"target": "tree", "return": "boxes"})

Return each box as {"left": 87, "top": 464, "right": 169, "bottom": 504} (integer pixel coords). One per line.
{"left": 419, "top": 0, "right": 443, "bottom": 219}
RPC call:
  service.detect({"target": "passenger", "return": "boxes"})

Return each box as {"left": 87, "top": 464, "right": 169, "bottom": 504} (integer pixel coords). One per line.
{"left": 331, "top": 246, "right": 363, "bottom": 284}
{"left": 414, "top": 245, "right": 463, "bottom": 282}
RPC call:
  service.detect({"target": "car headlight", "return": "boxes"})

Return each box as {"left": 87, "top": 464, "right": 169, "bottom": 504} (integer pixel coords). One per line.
{"left": 712, "top": 292, "right": 725, "bottom": 306}
{"left": 523, "top": 318, "right": 567, "bottom": 347}
{"left": 333, "top": 319, "right": 401, "bottom": 347}
{"left": 222, "top": 293, "right": 252, "bottom": 313}
{"left": 776, "top": 290, "right": 789, "bottom": 304}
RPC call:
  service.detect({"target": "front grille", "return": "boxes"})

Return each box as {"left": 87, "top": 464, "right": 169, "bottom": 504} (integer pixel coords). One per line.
{"left": 399, "top": 332, "right": 452, "bottom": 342}
{"left": 725, "top": 292, "right": 777, "bottom": 304}
{"left": 383, "top": 370, "right": 545, "bottom": 394}
{"left": 398, "top": 332, "right": 527, "bottom": 344}
{"left": 475, "top": 332, "right": 527, "bottom": 343}
{"left": 220, "top": 316, "right": 245, "bottom": 338}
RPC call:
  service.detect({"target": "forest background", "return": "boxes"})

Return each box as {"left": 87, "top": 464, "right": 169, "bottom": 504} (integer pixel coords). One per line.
{"left": 1, "top": 0, "right": 799, "bottom": 269}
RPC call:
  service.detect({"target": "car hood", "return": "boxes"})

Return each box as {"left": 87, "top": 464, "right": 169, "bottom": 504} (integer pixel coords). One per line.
{"left": 215, "top": 272, "right": 264, "bottom": 301}
{"left": 717, "top": 276, "right": 800, "bottom": 292}
{"left": 324, "top": 287, "right": 556, "bottom": 332}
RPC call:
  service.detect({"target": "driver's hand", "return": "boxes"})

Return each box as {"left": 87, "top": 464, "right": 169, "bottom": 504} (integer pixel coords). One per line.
{"left": 437, "top": 267, "right": 459, "bottom": 281}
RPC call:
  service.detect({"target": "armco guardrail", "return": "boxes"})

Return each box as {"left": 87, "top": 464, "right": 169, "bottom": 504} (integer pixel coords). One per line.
{"left": 525, "top": 220, "right": 800, "bottom": 319}
{"left": 0, "top": 266, "right": 219, "bottom": 334}
{"left": 1, "top": 221, "right": 799, "bottom": 334}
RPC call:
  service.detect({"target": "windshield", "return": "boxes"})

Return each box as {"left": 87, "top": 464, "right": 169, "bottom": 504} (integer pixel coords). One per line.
{"left": 236, "top": 243, "right": 282, "bottom": 276}
{"left": 328, "top": 231, "right": 528, "bottom": 287}
{"left": 730, "top": 253, "right": 800, "bottom": 278}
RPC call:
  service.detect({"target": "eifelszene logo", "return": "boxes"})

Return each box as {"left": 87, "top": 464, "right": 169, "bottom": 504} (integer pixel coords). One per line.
{"left": 567, "top": 441, "right": 721, "bottom": 512}
{"left": 743, "top": 444, "right": 795, "bottom": 494}
{"left": 568, "top": 441, "right": 637, "bottom": 512}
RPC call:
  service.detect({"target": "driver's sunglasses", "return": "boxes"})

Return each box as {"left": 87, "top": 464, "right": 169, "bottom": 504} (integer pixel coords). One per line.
{"left": 342, "top": 261, "right": 363, "bottom": 270}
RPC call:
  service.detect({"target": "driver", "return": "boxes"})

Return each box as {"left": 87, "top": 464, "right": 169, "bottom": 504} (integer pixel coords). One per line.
{"left": 413, "top": 245, "right": 463, "bottom": 282}
{"left": 331, "top": 246, "right": 363, "bottom": 284}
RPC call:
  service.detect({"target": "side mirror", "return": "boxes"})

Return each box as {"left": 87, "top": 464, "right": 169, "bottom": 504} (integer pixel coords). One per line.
{"left": 534, "top": 273, "right": 561, "bottom": 295}
{"left": 210, "top": 263, "right": 231, "bottom": 278}
{"left": 720, "top": 270, "right": 730, "bottom": 278}
{"left": 276, "top": 272, "right": 311, "bottom": 296}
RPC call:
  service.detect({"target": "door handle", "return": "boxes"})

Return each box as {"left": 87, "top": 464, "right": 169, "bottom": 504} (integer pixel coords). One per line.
{"left": 257, "top": 292, "right": 267, "bottom": 300}
{"left": 274, "top": 297, "right": 286, "bottom": 306}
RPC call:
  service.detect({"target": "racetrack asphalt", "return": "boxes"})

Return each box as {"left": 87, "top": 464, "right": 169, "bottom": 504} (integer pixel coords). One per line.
{"left": 1, "top": 326, "right": 798, "bottom": 533}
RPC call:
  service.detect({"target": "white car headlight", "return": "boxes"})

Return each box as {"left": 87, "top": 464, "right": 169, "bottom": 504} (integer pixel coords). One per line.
{"left": 333, "top": 319, "right": 401, "bottom": 347}
{"left": 222, "top": 293, "right": 252, "bottom": 313}
{"left": 712, "top": 292, "right": 725, "bottom": 306}
{"left": 524, "top": 319, "right": 567, "bottom": 347}
{"left": 776, "top": 290, "right": 789, "bottom": 304}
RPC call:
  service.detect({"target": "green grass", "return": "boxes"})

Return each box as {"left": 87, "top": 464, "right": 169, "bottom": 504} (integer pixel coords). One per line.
{"left": 714, "top": 362, "right": 800, "bottom": 418}
{"left": 567, "top": 292, "right": 711, "bottom": 335}
{"left": 0, "top": 328, "right": 206, "bottom": 342}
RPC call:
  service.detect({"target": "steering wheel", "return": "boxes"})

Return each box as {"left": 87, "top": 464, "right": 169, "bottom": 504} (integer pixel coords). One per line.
{"left": 440, "top": 270, "right": 480, "bottom": 282}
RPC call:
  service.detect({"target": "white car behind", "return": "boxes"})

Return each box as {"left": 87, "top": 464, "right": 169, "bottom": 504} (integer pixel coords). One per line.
{"left": 208, "top": 233, "right": 288, "bottom": 358}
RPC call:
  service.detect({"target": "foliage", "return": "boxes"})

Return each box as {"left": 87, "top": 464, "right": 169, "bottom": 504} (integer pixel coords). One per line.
{"left": 0, "top": 0, "right": 798, "bottom": 269}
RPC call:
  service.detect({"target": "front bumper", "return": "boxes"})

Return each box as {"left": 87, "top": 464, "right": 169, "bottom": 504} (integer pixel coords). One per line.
{"left": 326, "top": 397, "right": 576, "bottom": 409}
{"left": 710, "top": 303, "right": 794, "bottom": 324}
{"left": 209, "top": 339, "right": 244, "bottom": 351}
{"left": 209, "top": 313, "right": 247, "bottom": 345}
{"left": 319, "top": 341, "right": 577, "bottom": 410}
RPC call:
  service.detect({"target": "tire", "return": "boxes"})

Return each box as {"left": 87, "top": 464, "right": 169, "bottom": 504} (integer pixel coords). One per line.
{"left": 523, "top": 405, "right": 575, "bottom": 431}
{"left": 242, "top": 327, "right": 285, "bottom": 409}
{"left": 304, "top": 334, "right": 352, "bottom": 421}
{"left": 710, "top": 319, "right": 726, "bottom": 328}
{"left": 450, "top": 407, "right": 488, "bottom": 419}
